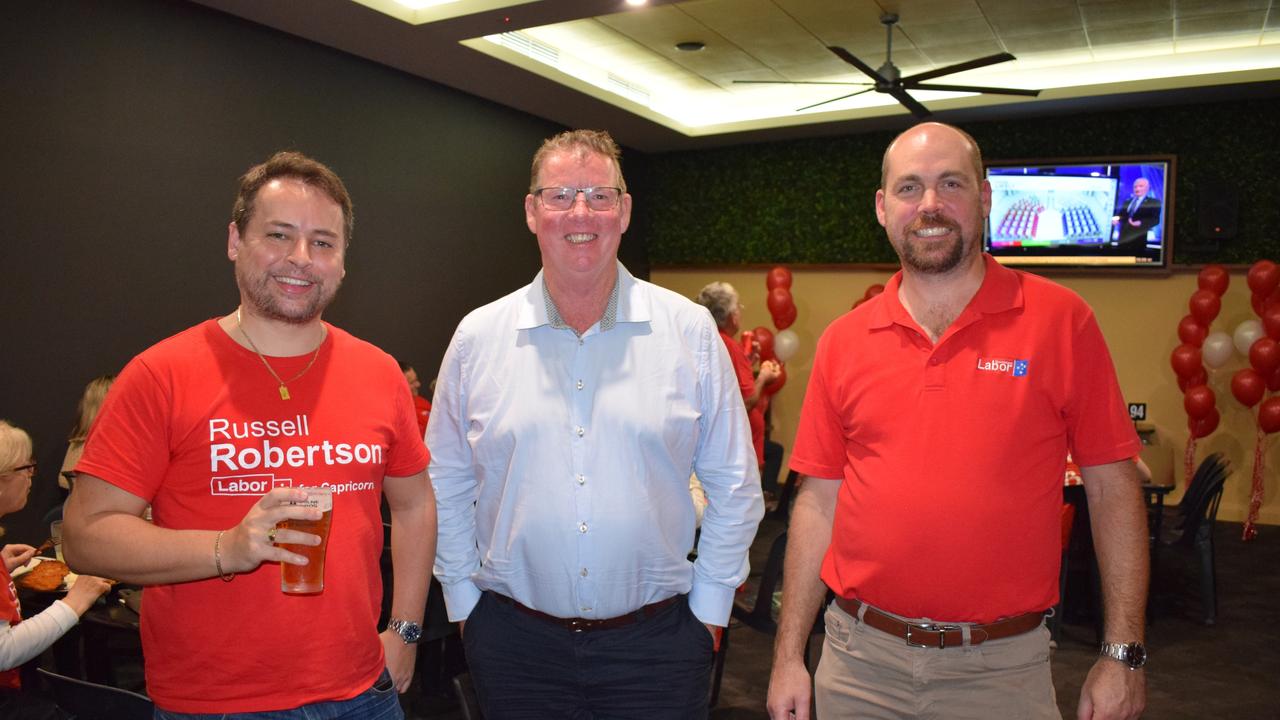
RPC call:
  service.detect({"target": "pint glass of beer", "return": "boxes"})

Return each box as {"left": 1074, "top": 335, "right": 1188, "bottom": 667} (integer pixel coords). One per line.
{"left": 278, "top": 485, "right": 334, "bottom": 594}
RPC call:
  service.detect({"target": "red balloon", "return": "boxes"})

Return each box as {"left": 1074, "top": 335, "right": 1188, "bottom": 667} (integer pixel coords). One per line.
{"left": 1250, "top": 337, "right": 1280, "bottom": 374}
{"left": 752, "top": 326, "right": 775, "bottom": 361}
{"left": 774, "top": 303, "right": 797, "bottom": 330}
{"left": 1170, "top": 344, "right": 1203, "bottom": 380}
{"left": 1188, "top": 408, "right": 1220, "bottom": 439}
{"left": 1183, "top": 385, "right": 1216, "bottom": 420}
{"left": 766, "top": 266, "right": 793, "bottom": 291}
{"left": 762, "top": 363, "right": 787, "bottom": 396}
{"left": 1263, "top": 306, "right": 1280, "bottom": 341}
{"left": 1246, "top": 260, "right": 1280, "bottom": 296}
{"left": 1188, "top": 290, "right": 1221, "bottom": 327}
{"left": 1178, "top": 366, "right": 1208, "bottom": 393}
{"left": 1259, "top": 398, "right": 1280, "bottom": 434}
{"left": 766, "top": 287, "right": 793, "bottom": 316}
{"left": 1269, "top": 365, "right": 1280, "bottom": 393}
{"left": 864, "top": 283, "right": 885, "bottom": 300}
{"left": 1197, "top": 264, "right": 1230, "bottom": 296}
{"left": 1176, "top": 315, "right": 1207, "bottom": 347}
{"left": 1231, "top": 368, "right": 1266, "bottom": 408}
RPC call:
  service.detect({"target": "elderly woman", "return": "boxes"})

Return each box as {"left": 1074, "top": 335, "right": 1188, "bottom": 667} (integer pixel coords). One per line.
{"left": 0, "top": 420, "right": 111, "bottom": 695}
{"left": 696, "top": 282, "right": 781, "bottom": 470}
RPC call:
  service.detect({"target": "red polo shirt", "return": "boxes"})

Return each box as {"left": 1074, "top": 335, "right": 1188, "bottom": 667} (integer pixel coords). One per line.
{"left": 719, "top": 330, "right": 765, "bottom": 466}
{"left": 791, "top": 255, "right": 1139, "bottom": 623}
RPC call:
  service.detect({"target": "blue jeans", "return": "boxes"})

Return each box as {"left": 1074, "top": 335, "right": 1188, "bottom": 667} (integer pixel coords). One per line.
{"left": 153, "top": 669, "right": 402, "bottom": 720}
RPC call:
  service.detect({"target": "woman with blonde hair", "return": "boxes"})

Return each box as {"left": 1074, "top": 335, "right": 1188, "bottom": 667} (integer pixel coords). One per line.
{"left": 0, "top": 421, "right": 110, "bottom": 715}
{"left": 57, "top": 375, "right": 115, "bottom": 493}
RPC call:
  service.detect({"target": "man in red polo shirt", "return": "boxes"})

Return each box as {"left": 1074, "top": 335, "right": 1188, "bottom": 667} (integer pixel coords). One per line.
{"left": 767, "top": 123, "right": 1148, "bottom": 720}
{"left": 696, "top": 281, "right": 781, "bottom": 469}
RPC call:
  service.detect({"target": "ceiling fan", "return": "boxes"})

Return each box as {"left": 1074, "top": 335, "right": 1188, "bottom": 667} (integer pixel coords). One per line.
{"left": 734, "top": 13, "right": 1040, "bottom": 117}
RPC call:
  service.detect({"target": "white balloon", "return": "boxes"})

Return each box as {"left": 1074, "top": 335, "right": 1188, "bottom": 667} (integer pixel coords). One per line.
{"left": 774, "top": 329, "right": 800, "bottom": 362}
{"left": 1202, "top": 331, "right": 1233, "bottom": 369}
{"left": 1234, "top": 320, "right": 1264, "bottom": 357}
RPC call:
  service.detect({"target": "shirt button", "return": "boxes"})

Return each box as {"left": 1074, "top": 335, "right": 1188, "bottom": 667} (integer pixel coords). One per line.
{"left": 580, "top": 568, "right": 589, "bottom": 577}
{"left": 576, "top": 426, "right": 585, "bottom": 437}
{"left": 929, "top": 357, "right": 939, "bottom": 365}
{"left": 577, "top": 474, "right": 585, "bottom": 485}
{"left": 579, "top": 522, "right": 588, "bottom": 533}
{"left": 576, "top": 379, "right": 584, "bottom": 390}
{"left": 578, "top": 339, "right": 584, "bottom": 346}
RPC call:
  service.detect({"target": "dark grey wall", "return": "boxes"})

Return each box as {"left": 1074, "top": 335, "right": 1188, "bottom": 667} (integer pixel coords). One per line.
{"left": 0, "top": 0, "right": 649, "bottom": 543}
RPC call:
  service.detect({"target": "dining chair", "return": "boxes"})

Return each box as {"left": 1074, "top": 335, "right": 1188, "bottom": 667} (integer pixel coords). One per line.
{"left": 1154, "top": 458, "right": 1229, "bottom": 625}
{"left": 37, "top": 667, "right": 152, "bottom": 720}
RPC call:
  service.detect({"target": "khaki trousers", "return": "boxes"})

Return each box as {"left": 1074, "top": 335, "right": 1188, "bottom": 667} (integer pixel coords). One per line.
{"left": 814, "top": 600, "right": 1061, "bottom": 719}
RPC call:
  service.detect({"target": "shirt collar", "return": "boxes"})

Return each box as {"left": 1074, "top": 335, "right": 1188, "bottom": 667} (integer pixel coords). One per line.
{"left": 868, "top": 253, "right": 1023, "bottom": 331}
{"left": 517, "top": 261, "right": 647, "bottom": 332}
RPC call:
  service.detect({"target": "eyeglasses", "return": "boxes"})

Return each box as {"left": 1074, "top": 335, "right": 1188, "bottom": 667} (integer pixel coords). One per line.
{"left": 533, "top": 186, "right": 623, "bottom": 212}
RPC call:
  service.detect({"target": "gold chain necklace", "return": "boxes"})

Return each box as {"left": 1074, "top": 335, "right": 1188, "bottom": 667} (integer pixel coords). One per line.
{"left": 235, "top": 308, "right": 326, "bottom": 400}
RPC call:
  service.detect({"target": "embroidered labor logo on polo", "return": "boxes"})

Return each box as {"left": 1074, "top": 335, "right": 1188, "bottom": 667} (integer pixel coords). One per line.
{"left": 976, "top": 357, "right": 1030, "bottom": 377}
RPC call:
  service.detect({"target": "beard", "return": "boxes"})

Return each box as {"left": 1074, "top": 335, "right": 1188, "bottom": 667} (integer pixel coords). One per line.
{"left": 235, "top": 261, "right": 340, "bottom": 325}
{"left": 894, "top": 214, "right": 979, "bottom": 275}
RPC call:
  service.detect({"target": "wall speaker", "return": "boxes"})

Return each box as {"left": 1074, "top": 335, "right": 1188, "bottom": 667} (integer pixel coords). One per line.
{"left": 1197, "top": 183, "right": 1239, "bottom": 241}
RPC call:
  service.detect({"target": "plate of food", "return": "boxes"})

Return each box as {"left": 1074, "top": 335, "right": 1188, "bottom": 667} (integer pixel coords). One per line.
{"left": 12, "top": 556, "right": 79, "bottom": 593}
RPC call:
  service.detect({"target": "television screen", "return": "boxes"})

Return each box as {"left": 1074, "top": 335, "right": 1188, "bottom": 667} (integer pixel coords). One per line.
{"left": 983, "top": 156, "right": 1174, "bottom": 269}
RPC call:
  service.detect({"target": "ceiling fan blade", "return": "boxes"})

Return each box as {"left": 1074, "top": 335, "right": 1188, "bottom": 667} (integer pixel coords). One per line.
{"left": 886, "top": 88, "right": 932, "bottom": 118}
{"left": 907, "top": 82, "right": 1040, "bottom": 97}
{"left": 902, "top": 52, "right": 1016, "bottom": 84}
{"left": 795, "top": 86, "right": 876, "bottom": 112}
{"left": 826, "top": 46, "right": 888, "bottom": 85}
{"left": 733, "top": 80, "right": 873, "bottom": 86}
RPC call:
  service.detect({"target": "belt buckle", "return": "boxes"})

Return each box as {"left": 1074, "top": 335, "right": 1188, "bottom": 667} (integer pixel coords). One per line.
{"left": 905, "top": 622, "right": 962, "bottom": 649}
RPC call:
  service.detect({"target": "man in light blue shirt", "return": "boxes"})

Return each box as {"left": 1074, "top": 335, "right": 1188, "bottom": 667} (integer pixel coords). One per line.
{"left": 429, "top": 129, "right": 764, "bottom": 718}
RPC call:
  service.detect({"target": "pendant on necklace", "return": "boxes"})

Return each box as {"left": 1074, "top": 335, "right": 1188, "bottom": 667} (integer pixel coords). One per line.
{"left": 279, "top": 385, "right": 291, "bottom": 401}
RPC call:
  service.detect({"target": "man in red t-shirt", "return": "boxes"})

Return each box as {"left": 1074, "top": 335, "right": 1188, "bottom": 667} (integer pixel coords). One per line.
{"left": 696, "top": 281, "right": 781, "bottom": 469}
{"left": 399, "top": 360, "right": 433, "bottom": 437}
{"left": 63, "top": 152, "right": 436, "bottom": 717}
{"left": 767, "top": 124, "right": 1148, "bottom": 720}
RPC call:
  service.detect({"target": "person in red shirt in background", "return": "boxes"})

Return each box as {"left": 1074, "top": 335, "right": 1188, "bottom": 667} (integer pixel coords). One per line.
{"left": 697, "top": 282, "right": 782, "bottom": 474}
{"left": 399, "top": 361, "right": 433, "bottom": 438}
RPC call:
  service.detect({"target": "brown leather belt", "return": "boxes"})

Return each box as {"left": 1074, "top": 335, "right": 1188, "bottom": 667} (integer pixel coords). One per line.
{"left": 835, "top": 597, "right": 1044, "bottom": 649}
{"left": 493, "top": 593, "right": 679, "bottom": 633}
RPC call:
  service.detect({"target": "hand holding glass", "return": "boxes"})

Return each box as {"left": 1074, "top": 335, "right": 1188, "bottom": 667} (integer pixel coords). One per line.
{"left": 276, "top": 486, "right": 334, "bottom": 594}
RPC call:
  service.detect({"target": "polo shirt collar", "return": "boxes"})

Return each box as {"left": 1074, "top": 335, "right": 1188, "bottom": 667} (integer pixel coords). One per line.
{"left": 516, "top": 261, "right": 648, "bottom": 332}
{"left": 868, "top": 253, "right": 1024, "bottom": 333}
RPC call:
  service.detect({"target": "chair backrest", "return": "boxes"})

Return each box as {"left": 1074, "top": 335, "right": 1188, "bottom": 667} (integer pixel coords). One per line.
{"left": 37, "top": 668, "right": 152, "bottom": 720}
{"left": 1178, "top": 452, "right": 1225, "bottom": 515}
{"left": 1172, "top": 463, "right": 1229, "bottom": 549}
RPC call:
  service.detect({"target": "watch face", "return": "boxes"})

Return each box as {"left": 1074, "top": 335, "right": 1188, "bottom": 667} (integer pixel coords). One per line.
{"left": 395, "top": 621, "right": 422, "bottom": 643}
{"left": 1127, "top": 643, "right": 1147, "bottom": 668}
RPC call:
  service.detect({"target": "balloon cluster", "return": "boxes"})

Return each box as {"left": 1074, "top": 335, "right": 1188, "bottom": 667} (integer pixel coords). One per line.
{"left": 748, "top": 267, "right": 801, "bottom": 397}
{"left": 1241, "top": 260, "right": 1280, "bottom": 540}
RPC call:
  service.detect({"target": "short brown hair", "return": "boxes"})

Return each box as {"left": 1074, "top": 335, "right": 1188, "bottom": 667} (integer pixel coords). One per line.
{"left": 529, "top": 129, "right": 626, "bottom": 193}
{"left": 232, "top": 151, "right": 354, "bottom": 244}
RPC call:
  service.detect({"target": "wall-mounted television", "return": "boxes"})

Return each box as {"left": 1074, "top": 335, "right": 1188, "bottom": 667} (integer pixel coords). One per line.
{"left": 983, "top": 156, "right": 1175, "bottom": 270}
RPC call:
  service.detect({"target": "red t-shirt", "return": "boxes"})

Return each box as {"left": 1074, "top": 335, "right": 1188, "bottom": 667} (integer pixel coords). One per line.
{"left": 791, "top": 256, "right": 1139, "bottom": 623}
{"left": 77, "top": 319, "right": 430, "bottom": 713}
{"left": 718, "top": 331, "right": 765, "bottom": 466}
{"left": 0, "top": 564, "right": 20, "bottom": 689}
{"left": 413, "top": 394, "right": 432, "bottom": 437}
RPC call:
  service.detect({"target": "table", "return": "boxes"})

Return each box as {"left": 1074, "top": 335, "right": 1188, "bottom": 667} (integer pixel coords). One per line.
{"left": 18, "top": 583, "right": 141, "bottom": 688}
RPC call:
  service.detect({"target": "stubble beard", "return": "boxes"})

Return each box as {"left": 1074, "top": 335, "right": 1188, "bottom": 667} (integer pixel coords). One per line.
{"left": 235, "top": 261, "right": 339, "bottom": 325}
{"left": 896, "top": 215, "right": 978, "bottom": 275}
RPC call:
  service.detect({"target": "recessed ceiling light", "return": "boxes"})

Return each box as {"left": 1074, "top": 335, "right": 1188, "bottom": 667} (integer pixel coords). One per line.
{"left": 625, "top": 0, "right": 648, "bottom": 6}
{"left": 393, "top": 0, "right": 460, "bottom": 7}
{"left": 675, "top": 41, "right": 705, "bottom": 52}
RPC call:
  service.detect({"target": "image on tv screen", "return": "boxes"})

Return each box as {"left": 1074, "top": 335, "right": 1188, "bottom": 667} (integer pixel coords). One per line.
{"left": 984, "top": 158, "right": 1172, "bottom": 269}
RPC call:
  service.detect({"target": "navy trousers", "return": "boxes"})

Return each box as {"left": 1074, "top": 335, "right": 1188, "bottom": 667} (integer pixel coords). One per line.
{"left": 463, "top": 592, "right": 714, "bottom": 719}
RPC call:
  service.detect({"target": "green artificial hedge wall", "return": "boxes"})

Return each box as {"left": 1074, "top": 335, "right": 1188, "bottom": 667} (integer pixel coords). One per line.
{"left": 639, "top": 94, "right": 1280, "bottom": 267}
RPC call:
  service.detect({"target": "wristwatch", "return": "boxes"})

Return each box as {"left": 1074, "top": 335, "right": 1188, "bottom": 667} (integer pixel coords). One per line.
{"left": 1099, "top": 642, "right": 1147, "bottom": 669}
{"left": 387, "top": 619, "right": 423, "bottom": 644}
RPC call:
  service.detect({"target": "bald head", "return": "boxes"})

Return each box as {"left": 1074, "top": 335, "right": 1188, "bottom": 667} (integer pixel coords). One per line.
{"left": 880, "top": 122, "right": 984, "bottom": 189}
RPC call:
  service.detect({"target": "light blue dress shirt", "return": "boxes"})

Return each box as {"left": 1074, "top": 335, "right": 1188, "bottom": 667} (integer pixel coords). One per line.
{"left": 429, "top": 262, "right": 764, "bottom": 626}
